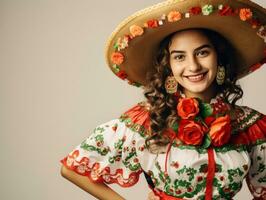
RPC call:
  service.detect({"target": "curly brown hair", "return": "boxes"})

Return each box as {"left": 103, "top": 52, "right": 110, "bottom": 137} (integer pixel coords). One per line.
{"left": 144, "top": 28, "right": 243, "bottom": 151}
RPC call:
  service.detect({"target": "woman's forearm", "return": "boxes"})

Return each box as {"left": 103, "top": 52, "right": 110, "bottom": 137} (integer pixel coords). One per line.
{"left": 60, "top": 165, "right": 125, "bottom": 200}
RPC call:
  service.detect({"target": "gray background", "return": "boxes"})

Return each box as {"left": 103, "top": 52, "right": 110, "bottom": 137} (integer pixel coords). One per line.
{"left": 0, "top": 0, "right": 265, "bottom": 199}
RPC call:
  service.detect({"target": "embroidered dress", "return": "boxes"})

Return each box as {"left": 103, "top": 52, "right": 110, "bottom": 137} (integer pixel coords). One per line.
{"left": 60, "top": 96, "right": 266, "bottom": 200}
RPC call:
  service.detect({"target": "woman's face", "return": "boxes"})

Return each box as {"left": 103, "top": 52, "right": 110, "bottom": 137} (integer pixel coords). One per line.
{"left": 168, "top": 30, "right": 218, "bottom": 98}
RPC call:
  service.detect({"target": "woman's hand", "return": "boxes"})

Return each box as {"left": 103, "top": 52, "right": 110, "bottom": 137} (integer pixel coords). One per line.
{"left": 147, "top": 191, "right": 160, "bottom": 200}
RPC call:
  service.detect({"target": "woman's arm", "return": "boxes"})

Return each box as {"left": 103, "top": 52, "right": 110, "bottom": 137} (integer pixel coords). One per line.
{"left": 60, "top": 165, "right": 125, "bottom": 200}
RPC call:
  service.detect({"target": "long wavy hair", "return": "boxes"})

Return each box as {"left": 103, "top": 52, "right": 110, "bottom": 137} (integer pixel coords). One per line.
{"left": 144, "top": 28, "right": 243, "bottom": 151}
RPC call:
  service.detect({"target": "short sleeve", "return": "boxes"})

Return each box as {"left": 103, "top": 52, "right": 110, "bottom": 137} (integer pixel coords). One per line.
{"left": 60, "top": 102, "right": 151, "bottom": 187}
{"left": 245, "top": 115, "right": 266, "bottom": 199}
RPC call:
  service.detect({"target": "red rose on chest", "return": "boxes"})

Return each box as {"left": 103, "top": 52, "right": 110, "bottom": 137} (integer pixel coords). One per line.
{"left": 209, "top": 115, "right": 231, "bottom": 146}
{"left": 177, "top": 98, "right": 199, "bottom": 119}
{"left": 177, "top": 120, "right": 206, "bottom": 145}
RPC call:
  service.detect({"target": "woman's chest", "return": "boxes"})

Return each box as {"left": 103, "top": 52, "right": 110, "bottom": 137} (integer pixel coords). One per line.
{"left": 138, "top": 146, "right": 251, "bottom": 199}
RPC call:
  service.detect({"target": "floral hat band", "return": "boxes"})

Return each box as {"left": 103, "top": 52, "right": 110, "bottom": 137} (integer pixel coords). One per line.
{"left": 105, "top": 0, "right": 266, "bottom": 87}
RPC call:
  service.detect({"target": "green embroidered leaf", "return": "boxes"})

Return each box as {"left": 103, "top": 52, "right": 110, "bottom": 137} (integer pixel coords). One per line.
{"left": 200, "top": 102, "right": 213, "bottom": 118}
{"left": 172, "top": 122, "right": 179, "bottom": 132}
{"left": 201, "top": 134, "right": 211, "bottom": 149}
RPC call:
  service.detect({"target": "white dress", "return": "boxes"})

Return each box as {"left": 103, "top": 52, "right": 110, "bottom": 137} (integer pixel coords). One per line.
{"left": 61, "top": 98, "right": 266, "bottom": 200}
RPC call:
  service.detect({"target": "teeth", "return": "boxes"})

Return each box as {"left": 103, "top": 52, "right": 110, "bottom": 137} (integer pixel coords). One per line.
{"left": 187, "top": 73, "right": 205, "bottom": 82}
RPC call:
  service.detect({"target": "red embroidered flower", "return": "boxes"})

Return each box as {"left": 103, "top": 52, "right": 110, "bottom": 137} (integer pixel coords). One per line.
{"left": 239, "top": 8, "right": 253, "bottom": 21}
{"left": 177, "top": 120, "right": 206, "bottom": 145}
{"left": 145, "top": 19, "right": 159, "bottom": 28}
{"left": 170, "top": 161, "right": 179, "bottom": 168}
{"left": 116, "top": 70, "right": 128, "bottom": 80}
{"left": 189, "top": 6, "right": 202, "bottom": 15}
{"left": 209, "top": 115, "right": 231, "bottom": 146}
{"left": 111, "top": 52, "right": 124, "bottom": 65}
{"left": 177, "top": 98, "right": 199, "bottom": 119}
{"left": 219, "top": 5, "right": 234, "bottom": 16}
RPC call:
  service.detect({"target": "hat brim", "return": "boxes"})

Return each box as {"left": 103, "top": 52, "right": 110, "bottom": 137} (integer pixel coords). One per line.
{"left": 105, "top": 0, "right": 266, "bottom": 86}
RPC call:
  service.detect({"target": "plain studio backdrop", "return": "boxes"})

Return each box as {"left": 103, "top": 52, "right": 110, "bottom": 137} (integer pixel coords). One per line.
{"left": 0, "top": 0, "right": 265, "bottom": 199}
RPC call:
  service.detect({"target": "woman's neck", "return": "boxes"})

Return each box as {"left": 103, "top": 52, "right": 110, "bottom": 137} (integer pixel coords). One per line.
{"left": 183, "top": 85, "right": 217, "bottom": 103}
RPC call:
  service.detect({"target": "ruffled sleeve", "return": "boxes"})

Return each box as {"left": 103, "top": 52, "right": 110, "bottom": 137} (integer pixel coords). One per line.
{"left": 244, "top": 112, "right": 266, "bottom": 199}
{"left": 60, "top": 102, "right": 151, "bottom": 187}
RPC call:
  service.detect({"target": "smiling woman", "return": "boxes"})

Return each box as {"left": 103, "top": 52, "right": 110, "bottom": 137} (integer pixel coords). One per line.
{"left": 60, "top": 0, "right": 266, "bottom": 199}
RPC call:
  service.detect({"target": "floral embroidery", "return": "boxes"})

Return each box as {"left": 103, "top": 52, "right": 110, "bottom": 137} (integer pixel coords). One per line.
{"left": 189, "top": 6, "right": 202, "bottom": 15}
{"left": 111, "top": 52, "right": 124, "bottom": 65}
{"left": 144, "top": 19, "right": 159, "bottom": 28}
{"left": 129, "top": 25, "right": 144, "bottom": 37}
{"left": 202, "top": 5, "right": 213, "bottom": 16}
{"left": 219, "top": 5, "right": 234, "bottom": 16}
{"left": 239, "top": 8, "right": 253, "bottom": 21}
{"left": 116, "top": 70, "right": 128, "bottom": 80}
{"left": 167, "top": 11, "right": 182, "bottom": 22}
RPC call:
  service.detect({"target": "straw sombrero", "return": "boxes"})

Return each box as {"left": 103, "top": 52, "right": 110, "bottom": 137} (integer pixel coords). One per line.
{"left": 105, "top": 0, "right": 266, "bottom": 87}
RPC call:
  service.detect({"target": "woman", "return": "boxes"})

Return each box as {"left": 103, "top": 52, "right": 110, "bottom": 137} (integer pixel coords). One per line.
{"left": 60, "top": 0, "right": 266, "bottom": 199}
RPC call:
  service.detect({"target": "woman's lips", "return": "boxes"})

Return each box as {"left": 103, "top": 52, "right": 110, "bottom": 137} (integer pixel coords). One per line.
{"left": 184, "top": 72, "right": 208, "bottom": 82}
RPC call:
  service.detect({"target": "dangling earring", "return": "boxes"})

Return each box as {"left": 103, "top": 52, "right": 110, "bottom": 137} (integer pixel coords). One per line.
{"left": 165, "top": 76, "right": 178, "bottom": 94}
{"left": 216, "top": 65, "right": 225, "bottom": 85}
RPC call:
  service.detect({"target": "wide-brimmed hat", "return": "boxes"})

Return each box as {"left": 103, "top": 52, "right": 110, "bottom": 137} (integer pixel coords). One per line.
{"left": 105, "top": 0, "right": 266, "bottom": 87}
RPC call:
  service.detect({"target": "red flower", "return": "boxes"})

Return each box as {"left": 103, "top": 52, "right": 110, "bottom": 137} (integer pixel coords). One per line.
{"left": 209, "top": 115, "right": 231, "bottom": 146}
{"left": 177, "top": 120, "right": 206, "bottom": 145}
{"left": 219, "top": 5, "right": 234, "bottom": 16}
{"left": 116, "top": 70, "right": 128, "bottom": 80}
{"left": 205, "top": 116, "right": 216, "bottom": 126}
{"left": 189, "top": 6, "right": 202, "bottom": 15}
{"left": 145, "top": 19, "right": 159, "bottom": 28}
{"left": 111, "top": 52, "right": 124, "bottom": 65}
{"left": 177, "top": 98, "right": 199, "bottom": 119}
{"left": 239, "top": 8, "right": 252, "bottom": 21}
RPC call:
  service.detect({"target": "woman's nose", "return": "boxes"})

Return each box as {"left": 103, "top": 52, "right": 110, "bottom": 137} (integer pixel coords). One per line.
{"left": 188, "top": 56, "right": 201, "bottom": 72}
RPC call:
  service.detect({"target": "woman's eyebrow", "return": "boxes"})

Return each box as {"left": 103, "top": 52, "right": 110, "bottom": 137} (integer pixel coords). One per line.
{"left": 170, "top": 44, "right": 212, "bottom": 55}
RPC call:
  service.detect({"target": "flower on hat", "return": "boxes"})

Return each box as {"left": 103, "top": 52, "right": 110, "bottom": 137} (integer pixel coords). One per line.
{"left": 111, "top": 52, "right": 124, "bottom": 65}
{"left": 144, "top": 19, "right": 159, "bottom": 28}
{"left": 202, "top": 5, "right": 213, "bottom": 16}
{"left": 239, "top": 8, "right": 253, "bottom": 21}
{"left": 116, "top": 70, "right": 128, "bottom": 80}
{"left": 189, "top": 6, "right": 202, "bottom": 15}
{"left": 167, "top": 10, "right": 182, "bottom": 22}
{"left": 219, "top": 5, "right": 234, "bottom": 16}
{"left": 129, "top": 25, "right": 144, "bottom": 37}
{"left": 114, "top": 35, "right": 131, "bottom": 51}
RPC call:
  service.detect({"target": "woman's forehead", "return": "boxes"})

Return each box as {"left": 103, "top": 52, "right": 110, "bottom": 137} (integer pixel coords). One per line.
{"left": 169, "top": 30, "right": 213, "bottom": 50}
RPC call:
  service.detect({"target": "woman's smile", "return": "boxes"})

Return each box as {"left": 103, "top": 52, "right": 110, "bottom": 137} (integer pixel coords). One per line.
{"left": 184, "top": 71, "right": 208, "bottom": 83}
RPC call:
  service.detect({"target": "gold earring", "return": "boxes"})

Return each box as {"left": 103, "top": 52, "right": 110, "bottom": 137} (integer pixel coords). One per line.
{"left": 216, "top": 65, "right": 225, "bottom": 85}
{"left": 165, "top": 76, "right": 178, "bottom": 94}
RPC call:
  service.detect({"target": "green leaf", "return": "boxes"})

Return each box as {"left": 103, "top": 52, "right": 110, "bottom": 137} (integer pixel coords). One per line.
{"left": 201, "top": 134, "right": 211, "bottom": 149}
{"left": 172, "top": 122, "right": 179, "bottom": 132}
{"left": 200, "top": 103, "right": 213, "bottom": 118}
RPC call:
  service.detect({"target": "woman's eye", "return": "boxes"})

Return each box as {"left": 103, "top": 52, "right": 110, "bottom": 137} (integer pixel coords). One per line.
{"left": 196, "top": 50, "right": 209, "bottom": 57}
{"left": 173, "top": 55, "right": 185, "bottom": 61}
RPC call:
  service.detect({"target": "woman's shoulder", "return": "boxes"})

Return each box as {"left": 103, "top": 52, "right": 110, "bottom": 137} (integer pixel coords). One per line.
{"left": 119, "top": 101, "right": 151, "bottom": 138}
{"left": 230, "top": 105, "right": 266, "bottom": 146}
{"left": 232, "top": 105, "right": 264, "bottom": 131}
